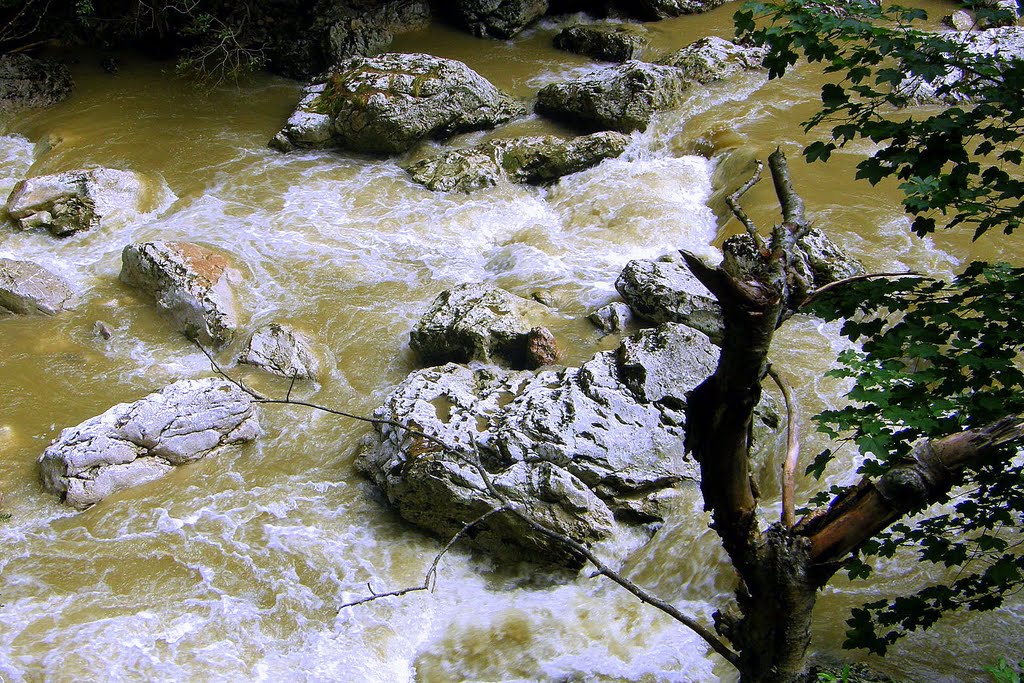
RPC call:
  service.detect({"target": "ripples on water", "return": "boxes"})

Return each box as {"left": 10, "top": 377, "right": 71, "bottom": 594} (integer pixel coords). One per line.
{"left": 0, "top": 10, "right": 1016, "bottom": 681}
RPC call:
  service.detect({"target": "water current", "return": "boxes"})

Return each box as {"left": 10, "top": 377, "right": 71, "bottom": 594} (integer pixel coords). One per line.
{"left": 1, "top": 3, "right": 1022, "bottom": 681}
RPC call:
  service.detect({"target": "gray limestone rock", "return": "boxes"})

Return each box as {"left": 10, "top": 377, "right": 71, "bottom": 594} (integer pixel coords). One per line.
{"left": 535, "top": 60, "right": 691, "bottom": 133}
{"left": 120, "top": 241, "right": 242, "bottom": 347}
{"left": 239, "top": 323, "right": 319, "bottom": 380}
{"left": 410, "top": 283, "right": 557, "bottom": 369}
{"left": 359, "top": 323, "right": 717, "bottom": 565}
{"left": 588, "top": 301, "right": 633, "bottom": 333}
{"left": 0, "top": 54, "right": 73, "bottom": 112}
{"left": 451, "top": 0, "right": 549, "bottom": 38}
{"left": 945, "top": 9, "right": 975, "bottom": 31}
{"left": 404, "top": 131, "right": 630, "bottom": 192}
{"left": 656, "top": 36, "right": 766, "bottom": 84}
{"left": 615, "top": 253, "right": 724, "bottom": 343}
{"left": 797, "top": 227, "right": 866, "bottom": 285}
{"left": 896, "top": 26, "right": 1024, "bottom": 104}
{"left": 322, "top": 0, "right": 432, "bottom": 63}
{"left": 553, "top": 23, "right": 648, "bottom": 63}
{"left": 5, "top": 168, "right": 171, "bottom": 236}
{"left": 272, "top": 53, "right": 525, "bottom": 154}
{"left": 38, "top": 378, "right": 260, "bottom": 509}
{"left": 0, "top": 258, "right": 75, "bottom": 315}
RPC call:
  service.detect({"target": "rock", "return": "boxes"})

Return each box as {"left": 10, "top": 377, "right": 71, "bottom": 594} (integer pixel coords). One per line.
{"left": 553, "top": 23, "right": 648, "bottom": 63}
{"left": 525, "top": 326, "right": 559, "bottom": 367}
{"left": 358, "top": 322, "right": 720, "bottom": 565}
{"left": 656, "top": 36, "right": 765, "bottom": 84}
{"left": 38, "top": 378, "right": 260, "bottom": 510}
{"left": 93, "top": 321, "right": 114, "bottom": 340}
{"left": 977, "top": 0, "right": 1020, "bottom": 27}
{"left": 588, "top": 301, "right": 633, "bottom": 333}
{"left": 615, "top": 253, "right": 724, "bottom": 343}
{"left": 120, "top": 242, "right": 241, "bottom": 347}
{"left": 619, "top": 0, "right": 725, "bottom": 20}
{"left": 239, "top": 323, "right": 319, "bottom": 380}
{"left": 535, "top": 60, "right": 691, "bottom": 133}
{"left": 321, "top": 0, "right": 432, "bottom": 64}
{"left": 272, "top": 53, "right": 525, "bottom": 154}
{"left": 449, "top": 0, "right": 549, "bottom": 38}
{"left": 0, "top": 54, "right": 73, "bottom": 112}
{"left": 403, "top": 131, "right": 630, "bottom": 192}
{"left": 0, "top": 259, "right": 75, "bottom": 315}
{"left": 797, "top": 226, "right": 866, "bottom": 285}
{"left": 410, "top": 283, "right": 556, "bottom": 369}
{"left": 5, "top": 168, "right": 171, "bottom": 237}
{"left": 945, "top": 9, "right": 975, "bottom": 31}
{"left": 896, "top": 26, "right": 1024, "bottom": 104}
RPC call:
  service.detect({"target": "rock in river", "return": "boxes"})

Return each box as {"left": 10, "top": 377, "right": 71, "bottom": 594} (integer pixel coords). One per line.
{"left": 656, "top": 36, "right": 765, "bottom": 84}
{"left": 358, "top": 322, "right": 736, "bottom": 566}
{"left": 553, "top": 23, "right": 649, "bottom": 63}
{"left": 449, "top": 0, "right": 549, "bottom": 38}
{"left": 239, "top": 323, "right": 320, "bottom": 380}
{"left": 5, "top": 167, "right": 172, "bottom": 237}
{"left": 0, "top": 54, "right": 73, "bottom": 111}
{"left": 38, "top": 378, "right": 260, "bottom": 510}
{"left": 120, "top": 241, "right": 242, "bottom": 347}
{"left": 0, "top": 258, "right": 75, "bottom": 315}
{"left": 535, "top": 60, "right": 691, "bottom": 133}
{"left": 410, "top": 283, "right": 559, "bottom": 369}
{"left": 270, "top": 52, "right": 525, "bottom": 154}
{"left": 404, "top": 131, "right": 630, "bottom": 192}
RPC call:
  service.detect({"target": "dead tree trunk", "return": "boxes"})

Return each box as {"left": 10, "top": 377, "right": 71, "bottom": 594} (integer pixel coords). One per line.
{"left": 682, "top": 150, "right": 1024, "bottom": 683}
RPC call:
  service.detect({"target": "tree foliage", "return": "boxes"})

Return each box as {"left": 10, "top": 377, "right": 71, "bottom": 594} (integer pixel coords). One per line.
{"left": 736, "top": 0, "right": 1024, "bottom": 656}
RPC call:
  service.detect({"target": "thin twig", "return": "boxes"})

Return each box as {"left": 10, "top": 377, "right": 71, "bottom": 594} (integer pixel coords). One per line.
{"left": 725, "top": 159, "right": 766, "bottom": 253}
{"left": 339, "top": 506, "right": 507, "bottom": 608}
{"left": 768, "top": 365, "right": 799, "bottom": 529}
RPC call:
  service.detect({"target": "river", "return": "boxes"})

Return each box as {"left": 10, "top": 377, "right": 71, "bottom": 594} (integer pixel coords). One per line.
{"left": 1, "top": 3, "right": 1021, "bottom": 682}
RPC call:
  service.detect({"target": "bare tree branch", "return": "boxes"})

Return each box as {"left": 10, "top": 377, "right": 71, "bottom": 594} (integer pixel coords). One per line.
{"left": 768, "top": 365, "right": 800, "bottom": 529}
{"left": 339, "top": 506, "right": 507, "bottom": 608}
{"left": 725, "top": 159, "right": 766, "bottom": 253}
{"left": 800, "top": 271, "right": 927, "bottom": 309}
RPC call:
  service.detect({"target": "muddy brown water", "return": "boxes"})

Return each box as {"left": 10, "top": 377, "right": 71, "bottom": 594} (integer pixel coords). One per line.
{"left": 1, "top": 4, "right": 1021, "bottom": 681}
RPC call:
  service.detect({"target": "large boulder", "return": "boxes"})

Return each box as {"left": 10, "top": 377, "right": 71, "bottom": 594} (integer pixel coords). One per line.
{"left": 656, "top": 36, "right": 766, "bottom": 84}
{"left": 270, "top": 53, "right": 525, "bottom": 154}
{"left": 615, "top": 253, "right": 724, "bottom": 343}
{"left": 38, "top": 378, "right": 260, "bottom": 510}
{"left": 239, "top": 323, "right": 319, "bottom": 380}
{"left": 535, "top": 60, "right": 691, "bottom": 133}
{"left": 321, "top": 0, "right": 432, "bottom": 64}
{"left": 553, "top": 23, "right": 649, "bottom": 63}
{"left": 120, "top": 242, "right": 242, "bottom": 348}
{"left": 357, "top": 322, "right": 723, "bottom": 566}
{"left": 410, "top": 283, "right": 559, "bottom": 369}
{"left": 619, "top": 0, "right": 725, "bottom": 20}
{"left": 404, "top": 131, "right": 630, "bottom": 192}
{"left": 0, "top": 259, "right": 75, "bottom": 315}
{"left": 449, "top": 0, "right": 549, "bottom": 38}
{"left": 5, "top": 168, "right": 173, "bottom": 237}
{"left": 896, "top": 26, "right": 1024, "bottom": 104}
{"left": 0, "top": 54, "right": 73, "bottom": 112}
{"left": 0, "top": 259, "right": 75, "bottom": 317}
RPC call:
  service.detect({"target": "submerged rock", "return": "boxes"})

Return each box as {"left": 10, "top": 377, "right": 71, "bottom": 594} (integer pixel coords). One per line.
{"left": 410, "top": 283, "right": 557, "bottom": 369}
{"left": 553, "top": 23, "right": 649, "bottom": 62}
{"left": 120, "top": 241, "right": 242, "bottom": 347}
{"left": 656, "top": 36, "right": 765, "bottom": 83}
{"left": 271, "top": 52, "right": 525, "bottom": 154}
{"left": 358, "top": 322, "right": 724, "bottom": 566}
{"left": 449, "top": 0, "right": 549, "bottom": 38}
{"left": 616, "top": 253, "right": 723, "bottom": 343}
{"left": 588, "top": 301, "right": 633, "bottom": 334}
{"left": 0, "top": 258, "right": 75, "bottom": 315}
{"left": 535, "top": 60, "right": 691, "bottom": 132}
{"left": 404, "top": 131, "right": 630, "bottom": 192}
{"left": 38, "top": 378, "right": 260, "bottom": 510}
{"left": 5, "top": 168, "right": 170, "bottom": 237}
{"left": 239, "top": 323, "right": 319, "bottom": 380}
{"left": 0, "top": 54, "right": 73, "bottom": 112}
